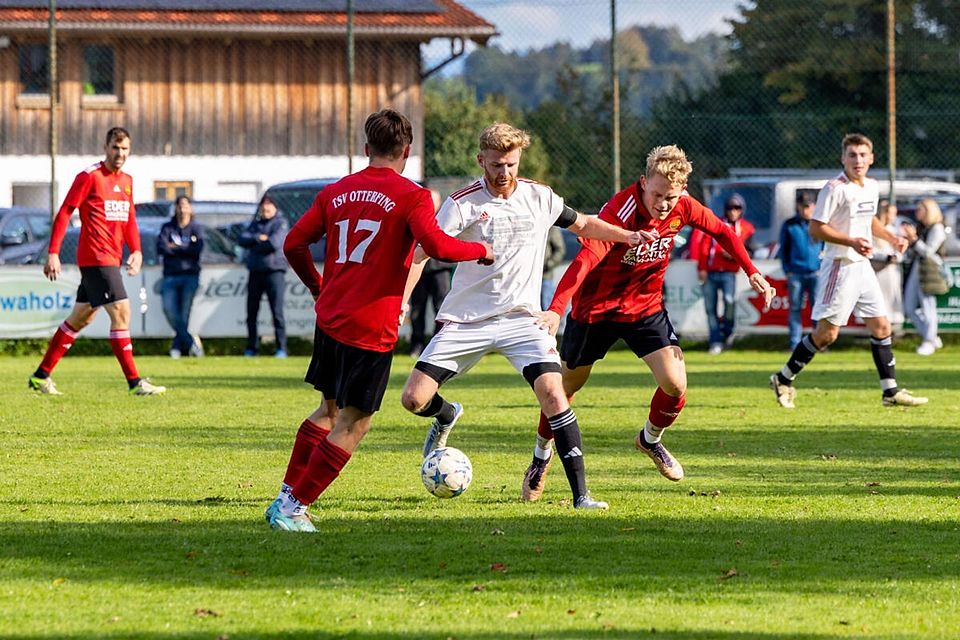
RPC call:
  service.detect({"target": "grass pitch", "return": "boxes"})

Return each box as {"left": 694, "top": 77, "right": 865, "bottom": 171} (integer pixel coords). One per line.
{"left": 0, "top": 345, "right": 957, "bottom": 639}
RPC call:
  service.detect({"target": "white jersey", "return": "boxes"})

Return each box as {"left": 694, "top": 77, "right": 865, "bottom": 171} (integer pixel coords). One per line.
{"left": 813, "top": 172, "right": 879, "bottom": 262}
{"left": 434, "top": 177, "right": 564, "bottom": 323}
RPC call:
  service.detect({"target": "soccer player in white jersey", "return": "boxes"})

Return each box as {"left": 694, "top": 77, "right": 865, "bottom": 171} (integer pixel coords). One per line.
{"left": 769, "top": 133, "right": 928, "bottom": 408}
{"left": 400, "top": 122, "right": 649, "bottom": 510}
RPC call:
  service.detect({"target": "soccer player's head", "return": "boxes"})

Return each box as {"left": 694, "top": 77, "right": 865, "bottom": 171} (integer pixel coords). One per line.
{"left": 477, "top": 123, "right": 529, "bottom": 197}
{"left": 841, "top": 133, "right": 874, "bottom": 182}
{"left": 640, "top": 145, "right": 691, "bottom": 220}
{"left": 103, "top": 127, "right": 131, "bottom": 172}
{"left": 364, "top": 109, "right": 413, "bottom": 161}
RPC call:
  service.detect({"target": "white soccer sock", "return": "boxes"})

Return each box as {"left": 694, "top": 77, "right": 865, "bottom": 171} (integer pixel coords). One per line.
{"left": 642, "top": 419, "right": 663, "bottom": 444}
{"left": 534, "top": 435, "right": 554, "bottom": 460}
{"left": 277, "top": 483, "right": 293, "bottom": 501}
{"left": 278, "top": 491, "right": 307, "bottom": 517}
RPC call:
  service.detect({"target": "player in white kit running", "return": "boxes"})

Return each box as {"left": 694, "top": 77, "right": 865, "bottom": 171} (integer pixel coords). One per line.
{"left": 400, "top": 122, "right": 650, "bottom": 510}
{"left": 769, "top": 133, "right": 928, "bottom": 409}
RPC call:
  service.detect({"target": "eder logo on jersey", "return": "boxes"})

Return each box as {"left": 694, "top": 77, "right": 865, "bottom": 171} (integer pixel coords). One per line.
{"left": 104, "top": 199, "right": 131, "bottom": 221}
{"left": 621, "top": 236, "right": 674, "bottom": 266}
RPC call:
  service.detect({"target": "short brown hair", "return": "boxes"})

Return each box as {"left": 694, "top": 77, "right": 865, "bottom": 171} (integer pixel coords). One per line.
{"left": 842, "top": 133, "right": 873, "bottom": 153}
{"left": 105, "top": 127, "right": 130, "bottom": 144}
{"left": 365, "top": 109, "right": 413, "bottom": 159}
{"left": 645, "top": 145, "right": 692, "bottom": 187}
{"left": 479, "top": 123, "right": 530, "bottom": 153}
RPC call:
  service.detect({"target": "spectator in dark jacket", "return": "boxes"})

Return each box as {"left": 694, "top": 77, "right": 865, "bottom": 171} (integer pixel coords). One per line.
{"left": 778, "top": 191, "right": 822, "bottom": 349}
{"left": 238, "top": 195, "right": 289, "bottom": 357}
{"left": 157, "top": 196, "right": 204, "bottom": 358}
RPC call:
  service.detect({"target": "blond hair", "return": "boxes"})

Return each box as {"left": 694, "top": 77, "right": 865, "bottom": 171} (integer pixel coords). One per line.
{"left": 479, "top": 123, "right": 531, "bottom": 153}
{"left": 842, "top": 132, "right": 873, "bottom": 153}
{"left": 917, "top": 198, "right": 944, "bottom": 225}
{"left": 646, "top": 145, "right": 692, "bottom": 187}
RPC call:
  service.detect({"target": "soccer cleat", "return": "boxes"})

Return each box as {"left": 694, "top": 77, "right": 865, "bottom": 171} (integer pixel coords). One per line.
{"left": 28, "top": 376, "right": 62, "bottom": 395}
{"left": 422, "top": 402, "right": 463, "bottom": 458}
{"left": 635, "top": 434, "right": 684, "bottom": 481}
{"left": 129, "top": 379, "right": 167, "bottom": 396}
{"left": 521, "top": 454, "right": 553, "bottom": 502}
{"left": 916, "top": 342, "right": 936, "bottom": 356}
{"left": 574, "top": 494, "right": 609, "bottom": 510}
{"left": 882, "top": 389, "right": 928, "bottom": 407}
{"left": 268, "top": 510, "right": 317, "bottom": 533}
{"left": 264, "top": 498, "right": 282, "bottom": 524}
{"left": 769, "top": 373, "right": 796, "bottom": 409}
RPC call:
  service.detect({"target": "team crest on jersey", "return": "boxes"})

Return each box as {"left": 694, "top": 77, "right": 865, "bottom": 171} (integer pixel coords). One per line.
{"left": 668, "top": 218, "right": 681, "bottom": 231}
{"left": 621, "top": 236, "right": 674, "bottom": 265}
{"left": 124, "top": 186, "right": 131, "bottom": 195}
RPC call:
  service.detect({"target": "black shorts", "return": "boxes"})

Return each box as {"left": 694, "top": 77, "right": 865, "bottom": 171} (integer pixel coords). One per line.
{"left": 560, "top": 310, "right": 680, "bottom": 368}
{"left": 76, "top": 266, "right": 127, "bottom": 308}
{"left": 304, "top": 325, "right": 394, "bottom": 414}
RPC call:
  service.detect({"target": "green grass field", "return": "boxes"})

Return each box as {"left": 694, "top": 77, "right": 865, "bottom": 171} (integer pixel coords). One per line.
{"left": 1, "top": 345, "right": 958, "bottom": 639}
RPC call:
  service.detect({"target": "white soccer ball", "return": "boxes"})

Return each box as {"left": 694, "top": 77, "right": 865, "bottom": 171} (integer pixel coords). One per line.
{"left": 420, "top": 447, "right": 473, "bottom": 498}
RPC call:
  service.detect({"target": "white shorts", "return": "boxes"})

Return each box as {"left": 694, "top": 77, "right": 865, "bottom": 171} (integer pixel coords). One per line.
{"left": 417, "top": 312, "right": 561, "bottom": 381}
{"left": 811, "top": 258, "right": 887, "bottom": 325}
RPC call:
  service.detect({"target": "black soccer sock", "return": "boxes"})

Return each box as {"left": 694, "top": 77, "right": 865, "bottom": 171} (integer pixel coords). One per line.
{"left": 127, "top": 377, "right": 141, "bottom": 389}
{"left": 414, "top": 393, "right": 458, "bottom": 424}
{"left": 32, "top": 369, "right": 48, "bottom": 379}
{"left": 548, "top": 408, "right": 587, "bottom": 500}
{"left": 777, "top": 334, "right": 819, "bottom": 385}
{"left": 870, "top": 335, "right": 899, "bottom": 396}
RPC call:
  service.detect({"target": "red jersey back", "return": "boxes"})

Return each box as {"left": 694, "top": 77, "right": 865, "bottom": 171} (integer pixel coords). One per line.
{"left": 290, "top": 167, "right": 440, "bottom": 351}
{"left": 561, "top": 183, "right": 756, "bottom": 323}
{"left": 48, "top": 162, "right": 139, "bottom": 267}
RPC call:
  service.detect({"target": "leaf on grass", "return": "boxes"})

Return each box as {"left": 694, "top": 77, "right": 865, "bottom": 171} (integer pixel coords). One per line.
{"left": 52, "top": 577, "right": 66, "bottom": 587}
{"left": 865, "top": 482, "right": 881, "bottom": 487}
{"left": 170, "top": 518, "right": 182, "bottom": 524}
{"left": 397, "top": 587, "right": 406, "bottom": 593}
{"left": 18, "top": 507, "right": 28, "bottom": 512}
{"left": 838, "top": 620, "right": 850, "bottom": 626}
{"left": 533, "top": 546, "right": 543, "bottom": 555}
{"left": 490, "top": 563, "right": 507, "bottom": 573}
{"left": 819, "top": 453, "right": 838, "bottom": 461}
{"left": 194, "top": 608, "right": 221, "bottom": 618}
{"left": 619, "top": 527, "right": 636, "bottom": 532}
{"left": 567, "top": 609, "right": 576, "bottom": 615}
{"left": 471, "top": 584, "right": 486, "bottom": 592}
{"left": 770, "top": 559, "right": 782, "bottom": 567}
{"left": 237, "top": 480, "right": 254, "bottom": 489}
{"left": 230, "top": 568, "right": 248, "bottom": 577}
{"left": 735, "top": 539, "right": 742, "bottom": 547}
{"left": 216, "top": 635, "right": 230, "bottom": 640}
{"left": 558, "top": 498, "right": 572, "bottom": 507}
{"left": 727, "top": 452, "right": 737, "bottom": 458}
{"left": 506, "top": 610, "right": 520, "bottom": 619}
{"left": 719, "top": 567, "right": 738, "bottom": 580}
{"left": 491, "top": 528, "right": 504, "bottom": 536}
{"left": 438, "top": 562, "right": 447, "bottom": 570}
{"left": 107, "top": 616, "right": 120, "bottom": 624}
{"left": 869, "top": 490, "right": 879, "bottom": 495}
{"left": 185, "top": 551, "right": 198, "bottom": 560}
{"left": 198, "top": 496, "right": 226, "bottom": 504}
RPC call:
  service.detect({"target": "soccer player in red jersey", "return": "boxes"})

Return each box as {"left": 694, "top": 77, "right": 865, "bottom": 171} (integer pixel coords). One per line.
{"left": 521, "top": 145, "right": 775, "bottom": 500}
{"left": 29, "top": 127, "right": 166, "bottom": 396}
{"left": 265, "top": 109, "right": 494, "bottom": 532}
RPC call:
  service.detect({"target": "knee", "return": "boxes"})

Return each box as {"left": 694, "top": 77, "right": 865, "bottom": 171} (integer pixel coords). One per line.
{"left": 400, "top": 386, "right": 427, "bottom": 414}
{"left": 660, "top": 378, "right": 686, "bottom": 397}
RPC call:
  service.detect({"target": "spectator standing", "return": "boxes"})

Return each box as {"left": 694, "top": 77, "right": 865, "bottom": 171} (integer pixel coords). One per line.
{"left": 238, "top": 195, "right": 289, "bottom": 358}
{"left": 698, "top": 193, "right": 755, "bottom": 354}
{"left": 778, "top": 192, "right": 822, "bottom": 348}
{"left": 902, "top": 198, "right": 948, "bottom": 356}
{"left": 157, "top": 196, "right": 204, "bottom": 358}
{"left": 541, "top": 226, "right": 566, "bottom": 310}
{"left": 871, "top": 200, "right": 904, "bottom": 328}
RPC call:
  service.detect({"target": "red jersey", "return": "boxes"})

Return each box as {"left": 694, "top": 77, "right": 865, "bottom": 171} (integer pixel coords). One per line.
{"left": 697, "top": 216, "right": 755, "bottom": 273}
{"left": 48, "top": 161, "right": 139, "bottom": 267}
{"left": 284, "top": 166, "right": 487, "bottom": 352}
{"left": 549, "top": 183, "right": 759, "bottom": 323}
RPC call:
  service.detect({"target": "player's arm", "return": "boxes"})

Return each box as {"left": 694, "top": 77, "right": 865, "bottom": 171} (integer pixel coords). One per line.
{"left": 124, "top": 200, "right": 143, "bottom": 276}
{"left": 44, "top": 172, "right": 90, "bottom": 281}
{"left": 870, "top": 215, "right": 908, "bottom": 254}
{"left": 564, "top": 206, "right": 650, "bottom": 246}
{"left": 809, "top": 219, "right": 873, "bottom": 256}
{"left": 283, "top": 195, "right": 326, "bottom": 299}
{"left": 693, "top": 202, "right": 775, "bottom": 310}
{"left": 410, "top": 192, "right": 492, "bottom": 264}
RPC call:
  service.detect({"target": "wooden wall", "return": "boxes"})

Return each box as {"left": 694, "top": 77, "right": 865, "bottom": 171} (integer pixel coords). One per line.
{"left": 0, "top": 37, "right": 423, "bottom": 158}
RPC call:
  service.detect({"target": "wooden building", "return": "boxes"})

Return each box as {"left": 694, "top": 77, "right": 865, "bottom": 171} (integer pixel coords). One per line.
{"left": 0, "top": 0, "right": 495, "bottom": 205}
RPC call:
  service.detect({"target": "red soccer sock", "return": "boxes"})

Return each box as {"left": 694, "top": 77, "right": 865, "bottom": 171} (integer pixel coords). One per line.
{"left": 648, "top": 387, "right": 686, "bottom": 430}
{"left": 36, "top": 321, "right": 79, "bottom": 375}
{"left": 282, "top": 419, "right": 331, "bottom": 488}
{"left": 109, "top": 329, "right": 140, "bottom": 382}
{"left": 291, "top": 435, "right": 352, "bottom": 505}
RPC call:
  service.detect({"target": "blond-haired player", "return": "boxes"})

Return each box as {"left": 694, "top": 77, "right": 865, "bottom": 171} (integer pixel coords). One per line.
{"left": 521, "top": 145, "right": 774, "bottom": 500}
{"left": 769, "top": 133, "right": 928, "bottom": 408}
{"left": 400, "top": 122, "right": 650, "bottom": 510}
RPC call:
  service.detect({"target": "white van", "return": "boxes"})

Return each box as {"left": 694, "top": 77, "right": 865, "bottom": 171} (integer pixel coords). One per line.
{"left": 702, "top": 170, "right": 960, "bottom": 255}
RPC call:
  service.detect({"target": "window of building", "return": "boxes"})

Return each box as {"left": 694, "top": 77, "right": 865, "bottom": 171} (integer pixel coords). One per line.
{"left": 154, "top": 182, "right": 193, "bottom": 200}
{"left": 19, "top": 43, "right": 49, "bottom": 94}
{"left": 83, "top": 45, "right": 115, "bottom": 96}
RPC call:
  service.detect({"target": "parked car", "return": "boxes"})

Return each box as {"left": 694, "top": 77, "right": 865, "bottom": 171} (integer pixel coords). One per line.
{"left": 55, "top": 217, "right": 239, "bottom": 266}
{"left": 135, "top": 200, "right": 257, "bottom": 231}
{"left": 0, "top": 206, "right": 51, "bottom": 265}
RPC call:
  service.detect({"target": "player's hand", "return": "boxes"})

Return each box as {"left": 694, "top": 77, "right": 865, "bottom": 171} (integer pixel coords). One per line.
{"left": 850, "top": 237, "right": 873, "bottom": 257}
{"left": 625, "top": 228, "right": 659, "bottom": 247}
{"left": 749, "top": 272, "right": 776, "bottom": 312}
{"left": 477, "top": 243, "right": 495, "bottom": 265}
{"left": 697, "top": 269, "right": 707, "bottom": 283}
{"left": 43, "top": 253, "right": 61, "bottom": 281}
{"left": 398, "top": 302, "right": 410, "bottom": 326}
{"left": 258, "top": 233, "right": 269, "bottom": 242}
{"left": 126, "top": 250, "right": 143, "bottom": 276}
{"left": 534, "top": 310, "right": 562, "bottom": 336}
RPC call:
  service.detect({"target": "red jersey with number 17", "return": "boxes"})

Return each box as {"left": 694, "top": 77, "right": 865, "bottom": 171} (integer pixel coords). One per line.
{"left": 549, "top": 182, "right": 759, "bottom": 323}
{"left": 284, "top": 166, "right": 487, "bottom": 352}
{"left": 47, "top": 162, "right": 139, "bottom": 267}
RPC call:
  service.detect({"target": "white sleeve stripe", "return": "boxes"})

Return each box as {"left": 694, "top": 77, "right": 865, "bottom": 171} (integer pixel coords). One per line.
{"left": 617, "top": 196, "right": 636, "bottom": 222}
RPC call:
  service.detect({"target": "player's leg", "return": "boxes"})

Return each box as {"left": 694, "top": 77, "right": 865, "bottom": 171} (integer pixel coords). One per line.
{"left": 863, "top": 314, "right": 928, "bottom": 407}
{"left": 637, "top": 346, "right": 686, "bottom": 481}
{"left": 102, "top": 297, "right": 161, "bottom": 394}
{"left": 30, "top": 297, "right": 97, "bottom": 394}
{"left": 401, "top": 321, "right": 485, "bottom": 456}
